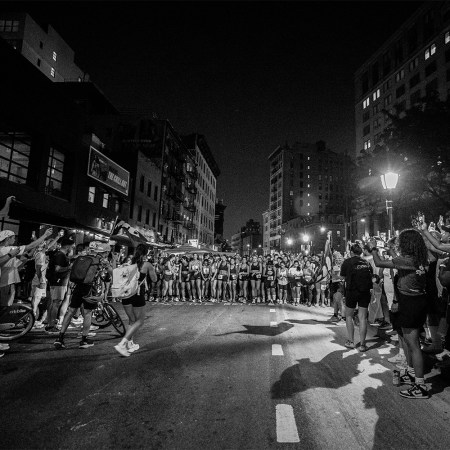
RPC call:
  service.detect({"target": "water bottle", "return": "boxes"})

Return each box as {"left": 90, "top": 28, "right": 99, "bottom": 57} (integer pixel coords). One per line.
{"left": 392, "top": 370, "right": 400, "bottom": 386}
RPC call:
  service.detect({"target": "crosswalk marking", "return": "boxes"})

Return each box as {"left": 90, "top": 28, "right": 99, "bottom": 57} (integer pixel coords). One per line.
{"left": 272, "top": 344, "right": 284, "bottom": 356}
{"left": 276, "top": 404, "right": 300, "bottom": 443}
{"left": 270, "top": 309, "right": 276, "bottom": 312}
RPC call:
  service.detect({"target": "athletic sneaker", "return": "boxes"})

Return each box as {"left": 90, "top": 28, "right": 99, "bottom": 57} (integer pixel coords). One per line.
{"left": 90, "top": 325, "right": 99, "bottom": 331}
{"left": 0, "top": 343, "right": 10, "bottom": 351}
{"left": 79, "top": 338, "right": 94, "bottom": 349}
{"left": 377, "top": 321, "right": 391, "bottom": 330}
{"left": 330, "top": 315, "right": 340, "bottom": 322}
{"left": 399, "top": 371, "right": 415, "bottom": 385}
{"left": 33, "top": 321, "right": 45, "bottom": 329}
{"left": 399, "top": 384, "right": 429, "bottom": 399}
{"left": 77, "top": 332, "right": 96, "bottom": 338}
{"left": 45, "top": 326, "right": 60, "bottom": 334}
{"left": 114, "top": 342, "right": 130, "bottom": 357}
{"left": 54, "top": 339, "right": 66, "bottom": 350}
{"left": 344, "top": 340, "right": 355, "bottom": 349}
{"left": 359, "top": 344, "right": 368, "bottom": 352}
{"left": 127, "top": 341, "right": 140, "bottom": 353}
{"left": 385, "top": 329, "right": 397, "bottom": 336}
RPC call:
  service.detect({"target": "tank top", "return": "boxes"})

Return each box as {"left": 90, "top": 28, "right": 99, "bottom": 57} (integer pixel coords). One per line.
{"left": 219, "top": 262, "right": 228, "bottom": 274}
{"left": 251, "top": 263, "right": 260, "bottom": 272}
{"left": 278, "top": 268, "right": 288, "bottom": 285}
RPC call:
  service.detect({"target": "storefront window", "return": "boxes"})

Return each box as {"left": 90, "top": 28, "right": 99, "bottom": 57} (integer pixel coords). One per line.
{"left": 46, "top": 147, "right": 65, "bottom": 193}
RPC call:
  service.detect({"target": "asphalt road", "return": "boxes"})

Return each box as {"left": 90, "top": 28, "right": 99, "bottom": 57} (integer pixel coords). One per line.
{"left": 1, "top": 301, "right": 450, "bottom": 450}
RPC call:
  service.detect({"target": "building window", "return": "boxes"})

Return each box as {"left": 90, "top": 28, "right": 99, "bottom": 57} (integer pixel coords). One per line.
{"left": 382, "top": 79, "right": 391, "bottom": 92}
{"left": 154, "top": 185, "right": 158, "bottom": 201}
{"left": 373, "top": 117, "right": 381, "bottom": 129}
{"left": 395, "top": 69, "right": 405, "bottom": 82}
{"left": 396, "top": 84, "right": 405, "bottom": 99}
{"left": 362, "top": 97, "right": 370, "bottom": 109}
{"left": 103, "top": 193, "right": 109, "bottom": 208}
{"left": 410, "top": 90, "right": 421, "bottom": 105}
{"left": 409, "top": 57, "right": 419, "bottom": 72}
{"left": 0, "top": 131, "right": 30, "bottom": 184}
{"left": 364, "top": 139, "right": 371, "bottom": 150}
{"left": 363, "top": 124, "right": 370, "bottom": 136}
{"left": 0, "top": 20, "right": 19, "bottom": 32}
{"left": 409, "top": 73, "right": 420, "bottom": 89}
{"left": 372, "top": 88, "right": 381, "bottom": 101}
{"left": 425, "top": 43, "right": 436, "bottom": 60}
{"left": 53, "top": 51, "right": 57, "bottom": 61}
{"left": 146, "top": 209, "right": 150, "bottom": 225}
{"left": 39, "top": 41, "right": 43, "bottom": 49}
{"left": 425, "top": 61, "right": 437, "bottom": 77}
{"left": 446, "top": 31, "right": 450, "bottom": 45}
{"left": 46, "top": 147, "right": 64, "bottom": 193}
{"left": 88, "top": 187, "right": 95, "bottom": 203}
{"left": 50, "top": 67, "right": 55, "bottom": 77}
{"left": 37, "top": 58, "right": 41, "bottom": 67}
{"left": 147, "top": 181, "right": 152, "bottom": 197}
{"left": 152, "top": 213, "right": 156, "bottom": 227}
{"left": 384, "top": 94, "right": 392, "bottom": 107}
{"left": 139, "top": 175, "right": 145, "bottom": 192}
{"left": 137, "top": 205, "right": 142, "bottom": 222}
{"left": 373, "top": 103, "right": 381, "bottom": 115}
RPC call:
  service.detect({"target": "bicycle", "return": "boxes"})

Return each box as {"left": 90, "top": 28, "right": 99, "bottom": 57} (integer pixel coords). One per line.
{"left": 0, "top": 301, "right": 35, "bottom": 341}
{"left": 91, "top": 298, "right": 126, "bottom": 336}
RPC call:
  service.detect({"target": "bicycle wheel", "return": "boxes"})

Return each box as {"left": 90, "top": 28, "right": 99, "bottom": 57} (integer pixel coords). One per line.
{"left": 104, "top": 304, "right": 126, "bottom": 336}
{"left": 91, "top": 304, "right": 112, "bottom": 329}
{"left": 0, "top": 303, "right": 35, "bottom": 341}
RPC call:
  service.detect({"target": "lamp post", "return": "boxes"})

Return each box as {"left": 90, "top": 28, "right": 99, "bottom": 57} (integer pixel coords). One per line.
{"left": 380, "top": 171, "right": 399, "bottom": 238}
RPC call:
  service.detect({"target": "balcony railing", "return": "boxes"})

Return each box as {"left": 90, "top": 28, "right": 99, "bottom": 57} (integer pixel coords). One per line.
{"left": 186, "top": 168, "right": 198, "bottom": 180}
{"left": 185, "top": 202, "right": 196, "bottom": 213}
{"left": 186, "top": 181, "right": 197, "bottom": 194}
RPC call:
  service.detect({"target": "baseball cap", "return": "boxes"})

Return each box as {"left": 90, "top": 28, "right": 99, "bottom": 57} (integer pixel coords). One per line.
{"left": 0, "top": 230, "right": 15, "bottom": 242}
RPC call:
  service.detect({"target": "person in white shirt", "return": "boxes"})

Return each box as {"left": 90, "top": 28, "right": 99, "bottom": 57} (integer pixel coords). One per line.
{"left": 0, "top": 228, "right": 53, "bottom": 306}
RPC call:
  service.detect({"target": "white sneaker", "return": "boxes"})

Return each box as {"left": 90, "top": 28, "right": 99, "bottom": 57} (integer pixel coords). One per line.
{"left": 77, "top": 331, "right": 96, "bottom": 338}
{"left": 127, "top": 341, "right": 140, "bottom": 353}
{"left": 33, "top": 321, "right": 45, "bottom": 329}
{"left": 0, "top": 343, "right": 10, "bottom": 351}
{"left": 90, "top": 325, "right": 99, "bottom": 331}
{"left": 114, "top": 342, "right": 130, "bottom": 357}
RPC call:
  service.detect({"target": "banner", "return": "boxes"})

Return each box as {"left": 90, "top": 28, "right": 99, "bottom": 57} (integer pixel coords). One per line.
{"left": 87, "top": 146, "right": 130, "bottom": 196}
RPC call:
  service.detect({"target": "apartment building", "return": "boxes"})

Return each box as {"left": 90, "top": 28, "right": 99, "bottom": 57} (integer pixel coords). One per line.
{"left": 268, "top": 141, "right": 346, "bottom": 251}
{"left": 262, "top": 210, "right": 270, "bottom": 255}
{"left": 0, "top": 12, "right": 86, "bottom": 82}
{"left": 355, "top": 1, "right": 450, "bottom": 157}
{"left": 183, "top": 134, "right": 220, "bottom": 248}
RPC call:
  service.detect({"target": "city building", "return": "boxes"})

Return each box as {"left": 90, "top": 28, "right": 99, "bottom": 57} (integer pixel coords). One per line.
{"left": 0, "top": 37, "right": 128, "bottom": 243}
{"left": 268, "top": 141, "right": 347, "bottom": 251}
{"left": 355, "top": 2, "right": 450, "bottom": 158}
{"left": 0, "top": 12, "right": 87, "bottom": 82}
{"left": 183, "top": 134, "right": 220, "bottom": 248}
{"left": 262, "top": 210, "right": 270, "bottom": 255}
{"left": 230, "top": 231, "right": 242, "bottom": 254}
{"left": 353, "top": 1, "right": 450, "bottom": 239}
{"left": 231, "top": 219, "right": 262, "bottom": 256}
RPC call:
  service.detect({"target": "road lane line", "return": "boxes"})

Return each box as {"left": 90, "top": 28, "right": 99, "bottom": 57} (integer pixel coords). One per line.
{"left": 270, "top": 321, "right": 278, "bottom": 327}
{"left": 270, "top": 309, "right": 276, "bottom": 312}
{"left": 276, "top": 404, "right": 300, "bottom": 443}
{"left": 272, "top": 344, "right": 284, "bottom": 356}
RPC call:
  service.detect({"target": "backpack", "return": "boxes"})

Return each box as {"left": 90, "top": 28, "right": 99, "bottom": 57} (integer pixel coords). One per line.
{"left": 45, "top": 250, "right": 58, "bottom": 284}
{"left": 347, "top": 257, "right": 373, "bottom": 293}
{"left": 82, "top": 270, "right": 106, "bottom": 304}
{"left": 70, "top": 255, "right": 101, "bottom": 284}
{"left": 111, "top": 264, "right": 143, "bottom": 299}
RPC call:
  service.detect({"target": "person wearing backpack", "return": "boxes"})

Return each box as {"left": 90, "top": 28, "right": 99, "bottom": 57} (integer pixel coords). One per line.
{"left": 45, "top": 236, "right": 75, "bottom": 334}
{"left": 114, "top": 244, "right": 157, "bottom": 357}
{"left": 54, "top": 241, "right": 114, "bottom": 350}
{"left": 340, "top": 243, "right": 373, "bottom": 352}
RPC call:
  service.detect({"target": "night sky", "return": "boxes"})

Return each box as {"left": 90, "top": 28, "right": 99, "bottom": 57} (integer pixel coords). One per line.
{"left": 5, "top": 1, "right": 421, "bottom": 239}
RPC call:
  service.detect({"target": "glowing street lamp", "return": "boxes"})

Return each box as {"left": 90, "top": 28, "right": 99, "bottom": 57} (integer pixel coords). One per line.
{"left": 320, "top": 226, "right": 326, "bottom": 233}
{"left": 286, "top": 238, "right": 293, "bottom": 246}
{"left": 380, "top": 171, "right": 399, "bottom": 237}
{"left": 302, "top": 234, "right": 310, "bottom": 243}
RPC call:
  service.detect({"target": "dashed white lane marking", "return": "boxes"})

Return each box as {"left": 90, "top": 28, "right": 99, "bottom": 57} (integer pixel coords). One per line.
{"left": 270, "top": 309, "right": 276, "bottom": 312}
{"left": 276, "top": 404, "right": 300, "bottom": 443}
{"left": 270, "top": 321, "right": 278, "bottom": 327}
{"left": 272, "top": 344, "right": 284, "bottom": 356}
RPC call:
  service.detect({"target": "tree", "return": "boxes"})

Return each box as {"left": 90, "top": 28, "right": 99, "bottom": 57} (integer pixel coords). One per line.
{"left": 357, "top": 94, "right": 450, "bottom": 227}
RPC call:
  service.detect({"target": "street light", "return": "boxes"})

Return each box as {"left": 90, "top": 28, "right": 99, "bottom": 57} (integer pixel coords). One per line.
{"left": 301, "top": 234, "right": 310, "bottom": 243}
{"left": 320, "top": 226, "right": 326, "bottom": 233}
{"left": 286, "top": 238, "right": 293, "bottom": 246}
{"left": 380, "top": 171, "right": 399, "bottom": 238}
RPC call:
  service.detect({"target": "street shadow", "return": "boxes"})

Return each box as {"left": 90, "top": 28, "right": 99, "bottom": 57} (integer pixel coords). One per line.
{"left": 215, "top": 322, "right": 294, "bottom": 337}
{"left": 363, "top": 371, "right": 450, "bottom": 450}
{"left": 286, "top": 318, "right": 337, "bottom": 326}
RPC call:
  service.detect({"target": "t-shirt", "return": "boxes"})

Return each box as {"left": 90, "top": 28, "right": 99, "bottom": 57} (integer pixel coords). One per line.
{"left": 0, "top": 245, "right": 26, "bottom": 287}
{"left": 47, "top": 250, "right": 71, "bottom": 286}
{"left": 392, "top": 255, "right": 426, "bottom": 296}
{"left": 340, "top": 256, "right": 373, "bottom": 293}
{"left": 32, "top": 250, "right": 49, "bottom": 285}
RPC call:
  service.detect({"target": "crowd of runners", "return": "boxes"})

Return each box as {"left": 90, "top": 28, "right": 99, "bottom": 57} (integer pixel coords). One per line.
{"left": 1, "top": 213, "right": 450, "bottom": 399}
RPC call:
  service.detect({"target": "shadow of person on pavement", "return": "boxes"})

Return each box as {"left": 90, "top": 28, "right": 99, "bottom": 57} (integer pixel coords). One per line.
{"left": 215, "top": 322, "right": 294, "bottom": 337}
{"left": 286, "top": 318, "right": 342, "bottom": 326}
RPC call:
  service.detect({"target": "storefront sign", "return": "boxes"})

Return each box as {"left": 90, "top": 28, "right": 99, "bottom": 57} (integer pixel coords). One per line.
{"left": 87, "top": 146, "right": 129, "bottom": 196}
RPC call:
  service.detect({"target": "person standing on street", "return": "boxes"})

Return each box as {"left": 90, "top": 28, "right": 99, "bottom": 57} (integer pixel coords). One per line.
{"left": 340, "top": 243, "right": 373, "bottom": 352}
{"left": 114, "top": 244, "right": 157, "bottom": 357}
{"left": 45, "top": 236, "right": 74, "bottom": 334}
